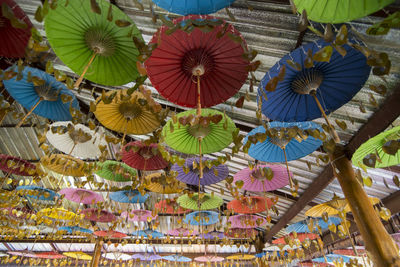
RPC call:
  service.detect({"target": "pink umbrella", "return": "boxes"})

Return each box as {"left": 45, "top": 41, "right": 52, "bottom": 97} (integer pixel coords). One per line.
{"left": 233, "top": 164, "right": 290, "bottom": 192}
{"left": 120, "top": 210, "right": 157, "bottom": 222}
{"left": 228, "top": 214, "right": 267, "bottom": 229}
{"left": 81, "top": 208, "right": 116, "bottom": 223}
{"left": 8, "top": 250, "right": 37, "bottom": 258}
{"left": 59, "top": 188, "right": 104, "bottom": 205}
{"left": 35, "top": 252, "right": 65, "bottom": 259}
{"left": 195, "top": 255, "right": 225, "bottom": 262}
{"left": 167, "top": 227, "right": 199, "bottom": 237}
{"left": 94, "top": 230, "right": 127, "bottom": 239}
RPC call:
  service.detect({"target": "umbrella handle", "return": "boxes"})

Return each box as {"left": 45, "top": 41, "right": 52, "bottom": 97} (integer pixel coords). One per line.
{"left": 16, "top": 98, "right": 43, "bottom": 128}
{"left": 196, "top": 74, "right": 201, "bottom": 117}
{"left": 311, "top": 93, "right": 340, "bottom": 143}
{"left": 282, "top": 148, "right": 294, "bottom": 189}
{"left": 74, "top": 51, "right": 97, "bottom": 89}
{"left": 198, "top": 138, "right": 203, "bottom": 179}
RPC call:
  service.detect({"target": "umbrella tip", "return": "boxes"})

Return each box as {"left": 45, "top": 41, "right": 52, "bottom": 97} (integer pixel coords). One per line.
{"left": 192, "top": 65, "right": 205, "bottom": 76}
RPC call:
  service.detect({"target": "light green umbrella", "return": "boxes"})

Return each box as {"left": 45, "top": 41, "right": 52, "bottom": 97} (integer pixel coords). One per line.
{"left": 177, "top": 193, "right": 223, "bottom": 210}
{"left": 162, "top": 109, "right": 236, "bottom": 155}
{"left": 352, "top": 126, "right": 400, "bottom": 169}
{"left": 95, "top": 160, "right": 138, "bottom": 182}
{"left": 44, "top": 0, "right": 143, "bottom": 86}
{"left": 293, "top": 0, "right": 394, "bottom": 24}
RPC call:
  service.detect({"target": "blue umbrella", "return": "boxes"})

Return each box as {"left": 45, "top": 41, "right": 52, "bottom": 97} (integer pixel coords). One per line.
{"left": 58, "top": 226, "right": 93, "bottom": 234}
{"left": 3, "top": 66, "right": 79, "bottom": 122}
{"left": 184, "top": 211, "right": 219, "bottom": 226}
{"left": 199, "top": 231, "right": 224, "bottom": 239}
{"left": 109, "top": 190, "right": 149, "bottom": 204}
{"left": 258, "top": 39, "right": 371, "bottom": 122}
{"left": 286, "top": 217, "right": 342, "bottom": 234}
{"left": 163, "top": 254, "right": 192, "bottom": 262}
{"left": 151, "top": 0, "right": 236, "bottom": 15}
{"left": 312, "top": 254, "right": 351, "bottom": 263}
{"left": 16, "top": 185, "right": 59, "bottom": 201}
{"left": 255, "top": 252, "right": 266, "bottom": 258}
{"left": 131, "top": 229, "right": 164, "bottom": 238}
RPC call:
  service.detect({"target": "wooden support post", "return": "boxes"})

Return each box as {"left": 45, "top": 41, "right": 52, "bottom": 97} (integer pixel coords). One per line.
{"left": 330, "top": 144, "right": 400, "bottom": 267}
{"left": 90, "top": 239, "right": 103, "bottom": 267}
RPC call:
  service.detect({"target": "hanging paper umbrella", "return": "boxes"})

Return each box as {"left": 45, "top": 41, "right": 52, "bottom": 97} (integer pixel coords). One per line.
{"left": 102, "top": 252, "right": 131, "bottom": 261}
{"left": 94, "top": 90, "right": 160, "bottom": 135}
{"left": 37, "top": 207, "right": 77, "bottom": 221}
{"left": 172, "top": 156, "right": 229, "bottom": 186}
{"left": 0, "top": 0, "right": 32, "bottom": 58}
{"left": 0, "top": 154, "right": 36, "bottom": 176}
{"left": 132, "top": 254, "right": 162, "bottom": 261}
{"left": 109, "top": 190, "right": 149, "bottom": 204}
{"left": 3, "top": 66, "right": 80, "bottom": 124}
{"left": 195, "top": 255, "right": 225, "bottom": 262}
{"left": 226, "top": 254, "right": 255, "bottom": 260}
{"left": 257, "top": 39, "right": 370, "bottom": 123}
{"left": 228, "top": 214, "right": 267, "bottom": 229}
{"left": 227, "top": 196, "right": 273, "bottom": 214}
{"left": 46, "top": 122, "right": 107, "bottom": 159}
{"left": 293, "top": 0, "right": 394, "bottom": 24}
{"left": 199, "top": 231, "right": 224, "bottom": 240}
{"left": 255, "top": 251, "right": 267, "bottom": 258}
{"left": 146, "top": 15, "right": 249, "bottom": 109}
{"left": 40, "top": 154, "right": 86, "bottom": 177}
{"left": 63, "top": 251, "right": 92, "bottom": 261}
{"left": 131, "top": 229, "right": 164, "bottom": 238}
{"left": 94, "top": 230, "right": 127, "bottom": 239}
{"left": 300, "top": 260, "right": 332, "bottom": 267}
{"left": 352, "top": 125, "right": 400, "bottom": 169}
{"left": 225, "top": 228, "right": 258, "bottom": 239}
{"left": 7, "top": 250, "right": 38, "bottom": 258}
{"left": 81, "top": 208, "right": 116, "bottom": 223}
{"left": 183, "top": 211, "right": 219, "bottom": 226}
{"left": 155, "top": 199, "right": 191, "bottom": 215}
{"left": 58, "top": 188, "right": 104, "bottom": 205}
{"left": 333, "top": 247, "right": 366, "bottom": 256}
{"left": 163, "top": 109, "right": 236, "bottom": 154}
{"left": 16, "top": 185, "right": 59, "bottom": 202}
{"left": 272, "top": 233, "right": 319, "bottom": 244}
{"left": 0, "top": 190, "right": 21, "bottom": 208}
{"left": 58, "top": 226, "right": 93, "bottom": 234}
{"left": 177, "top": 193, "right": 223, "bottom": 210}
{"left": 95, "top": 160, "right": 137, "bottom": 182}
{"left": 312, "top": 254, "right": 351, "bottom": 264}
{"left": 285, "top": 217, "right": 342, "bottom": 233}
{"left": 233, "top": 164, "right": 290, "bottom": 192}
{"left": 120, "top": 209, "right": 157, "bottom": 222}
{"left": 151, "top": 0, "right": 236, "bottom": 15}
{"left": 167, "top": 227, "right": 198, "bottom": 237}
{"left": 163, "top": 254, "right": 192, "bottom": 262}
{"left": 122, "top": 141, "right": 168, "bottom": 171}
{"left": 144, "top": 173, "right": 186, "bottom": 194}
{"left": 35, "top": 252, "right": 65, "bottom": 259}
{"left": 0, "top": 207, "right": 35, "bottom": 221}
{"left": 44, "top": 0, "right": 143, "bottom": 87}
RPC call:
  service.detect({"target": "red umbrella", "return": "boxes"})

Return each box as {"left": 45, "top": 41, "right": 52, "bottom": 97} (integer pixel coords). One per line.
{"left": 0, "top": 154, "right": 36, "bottom": 176}
{"left": 81, "top": 208, "right": 116, "bottom": 223}
{"left": 122, "top": 141, "right": 168, "bottom": 171}
{"left": 0, "top": 0, "right": 32, "bottom": 58}
{"left": 272, "top": 233, "right": 319, "bottom": 244}
{"left": 155, "top": 199, "right": 191, "bottom": 215}
{"left": 333, "top": 248, "right": 366, "bottom": 256}
{"left": 35, "top": 252, "right": 65, "bottom": 259}
{"left": 145, "top": 15, "right": 249, "bottom": 109}
{"left": 94, "top": 230, "right": 127, "bottom": 239}
{"left": 227, "top": 196, "right": 273, "bottom": 214}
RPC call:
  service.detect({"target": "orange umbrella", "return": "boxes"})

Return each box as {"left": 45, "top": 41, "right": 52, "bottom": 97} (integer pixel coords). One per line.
{"left": 144, "top": 173, "right": 186, "bottom": 194}
{"left": 40, "top": 154, "right": 86, "bottom": 177}
{"left": 227, "top": 196, "right": 273, "bottom": 214}
{"left": 272, "top": 233, "right": 319, "bottom": 244}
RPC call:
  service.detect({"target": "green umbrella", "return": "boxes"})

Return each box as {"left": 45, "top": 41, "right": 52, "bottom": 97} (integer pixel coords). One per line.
{"left": 293, "top": 0, "right": 394, "bottom": 24}
{"left": 95, "top": 160, "right": 138, "bottom": 182}
{"left": 162, "top": 109, "right": 236, "bottom": 155}
{"left": 352, "top": 126, "right": 400, "bottom": 169}
{"left": 44, "top": 0, "right": 143, "bottom": 86}
{"left": 177, "top": 193, "right": 223, "bottom": 210}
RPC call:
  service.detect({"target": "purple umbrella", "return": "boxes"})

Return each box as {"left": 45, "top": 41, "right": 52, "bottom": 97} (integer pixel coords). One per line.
{"left": 228, "top": 214, "right": 267, "bottom": 229}
{"left": 131, "top": 254, "right": 162, "bottom": 261}
{"left": 172, "top": 157, "right": 229, "bottom": 186}
{"left": 58, "top": 188, "right": 104, "bottom": 205}
{"left": 199, "top": 231, "right": 224, "bottom": 239}
{"left": 167, "top": 227, "right": 199, "bottom": 236}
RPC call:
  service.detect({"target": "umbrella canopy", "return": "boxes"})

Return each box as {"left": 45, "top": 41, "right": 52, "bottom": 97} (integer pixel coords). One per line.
{"left": 16, "top": 185, "right": 59, "bottom": 202}
{"left": 7, "top": 250, "right": 38, "bottom": 258}
{"left": 293, "top": 0, "right": 394, "bottom": 24}
{"left": 172, "top": 156, "right": 229, "bottom": 186}
{"left": 132, "top": 254, "right": 162, "bottom": 261}
{"left": 199, "top": 231, "right": 224, "bottom": 239}
{"left": 46, "top": 122, "right": 107, "bottom": 159}
{"left": 272, "top": 233, "right": 319, "bottom": 244}
{"left": 35, "top": 252, "right": 65, "bottom": 259}
{"left": 226, "top": 254, "right": 255, "bottom": 260}
{"left": 227, "top": 196, "right": 273, "bottom": 214}
{"left": 333, "top": 247, "right": 366, "bottom": 256}
{"left": 0, "top": 154, "right": 36, "bottom": 176}
{"left": 177, "top": 193, "right": 223, "bottom": 210}
{"left": 151, "top": 0, "right": 236, "bottom": 15}
{"left": 228, "top": 214, "right": 267, "bottom": 229}
{"left": 131, "top": 229, "right": 164, "bottom": 238}
{"left": 58, "top": 226, "right": 93, "bottom": 234}
{"left": 44, "top": 0, "right": 143, "bottom": 86}
{"left": 225, "top": 228, "right": 258, "bottom": 239}
{"left": 0, "top": 0, "right": 32, "bottom": 58}
{"left": 37, "top": 207, "right": 77, "bottom": 221}
{"left": 146, "top": 15, "right": 249, "bottom": 108}
{"left": 285, "top": 217, "right": 342, "bottom": 233}
{"left": 63, "top": 251, "right": 92, "bottom": 261}
{"left": 122, "top": 141, "right": 168, "bottom": 171}
{"left": 58, "top": 188, "right": 104, "bottom": 205}
{"left": 167, "top": 227, "right": 198, "bottom": 236}
{"left": 352, "top": 125, "right": 400, "bottom": 169}
{"left": 195, "top": 255, "right": 225, "bottom": 262}
{"left": 94, "top": 90, "right": 160, "bottom": 135}
{"left": 3, "top": 66, "right": 80, "bottom": 121}
{"left": 245, "top": 122, "right": 323, "bottom": 162}
{"left": 312, "top": 254, "right": 351, "bottom": 263}
{"left": 163, "top": 109, "right": 236, "bottom": 154}
{"left": 163, "top": 255, "right": 192, "bottom": 262}
{"left": 109, "top": 190, "right": 149, "bottom": 204}
{"left": 81, "top": 208, "right": 116, "bottom": 223}
{"left": 95, "top": 160, "right": 138, "bottom": 182}
{"left": 155, "top": 199, "right": 191, "bottom": 215}
{"left": 183, "top": 211, "right": 219, "bottom": 226}
{"left": 40, "top": 154, "right": 86, "bottom": 177}
{"left": 94, "top": 230, "right": 127, "bottom": 239}
{"left": 144, "top": 173, "right": 186, "bottom": 194}
{"left": 102, "top": 252, "right": 131, "bottom": 261}
{"left": 120, "top": 209, "right": 157, "bottom": 222}
{"left": 258, "top": 39, "right": 371, "bottom": 122}
{"left": 233, "top": 164, "right": 290, "bottom": 192}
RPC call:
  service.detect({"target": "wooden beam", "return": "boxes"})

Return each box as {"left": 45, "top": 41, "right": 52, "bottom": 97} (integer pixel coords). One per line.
{"left": 266, "top": 86, "right": 400, "bottom": 241}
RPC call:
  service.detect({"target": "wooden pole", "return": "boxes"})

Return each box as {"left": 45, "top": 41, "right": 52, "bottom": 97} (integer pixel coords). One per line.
{"left": 90, "top": 239, "right": 103, "bottom": 267}
{"left": 74, "top": 52, "right": 97, "bottom": 89}
{"left": 330, "top": 144, "right": 400, "bottom": 267}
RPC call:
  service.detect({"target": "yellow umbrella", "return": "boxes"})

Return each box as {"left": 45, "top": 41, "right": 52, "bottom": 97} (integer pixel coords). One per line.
{"left": 0, "top": 190, "right": 21, "bottom": 208}
{"left": 94, "top": 89, "right": 161, "bottom": 136}
{"left": 37, "top": 207, "right": 77, "bottom": 221}
{"left": 40, "top": 154, "right": 86, "bottom": 177}
{"left": 226, "top": 254, "right": 255, "bottom": 260}
{"left": 144, "top": 173, "right": 185, "bottom": 194}
{"left": 63, "top": 251, "right": 92, "bottom": 261}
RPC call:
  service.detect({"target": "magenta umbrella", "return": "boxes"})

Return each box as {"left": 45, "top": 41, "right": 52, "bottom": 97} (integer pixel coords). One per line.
{"left": 195, "top": 255, "right": 225, "bottom": 262}
{"left": 120, "top": 210, "right": 157, "bottom": 222}
{"left": 233, "top": 164, "right": 289, "bottom": 192}
{"left": 58, "top": 188, "right": 104, "bottom": 205}
{"left": 81, "top": 208, "right": 116, "bottom": 223}
{"left": 167, "top": 227, "right": 198, "bottom": 237}
{"left": 228, "top": 214, "right": 267, "bottom": 229}
{"left": 8, "top": 250, "right": 37, "bottom": 258}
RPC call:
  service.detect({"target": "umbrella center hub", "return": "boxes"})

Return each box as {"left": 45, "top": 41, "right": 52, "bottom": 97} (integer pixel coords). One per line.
{"left": 269, "top": 128, "right": 291, "bottom": 148}
{"left": 132, "top": 210, "right": 148, "bottom": 217}
{"left": 182, "top": 49, "right": 214, "bottom": 77}
{"left": 84, "top": 28, "right": 115, "bottom": 57}
{"left": 291, "top": 70, "right": 324, "bottom": 95}
{"left": 68, "top": 128, "right": 92, "bottom": 144}
{"left": 34, "top": 84, "right": 59, "bottom": 101}
{"left": 119, "top": 102, "right": 142, "bottom": 119}
{"left": 139, "top": 148, "right": 153, "bottom": 160}
{"left": 190, "top": 164, "right": 210, "bottom": 175}
{"left": 187, "top": 124, "right": 211, "bottom": 139}
{"left": 0, "top": 17, "right": 7, "bottom": 28}
{"left": 251, "top": 169, "right": 267, "bottom": 181}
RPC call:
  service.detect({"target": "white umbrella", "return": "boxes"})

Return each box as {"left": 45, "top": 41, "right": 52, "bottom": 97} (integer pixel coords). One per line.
{"left": 46, "top": 121, "right": 107, "bottom": 159}
{"left": 102, "top": 252, "right": 132, "bottom": 261}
